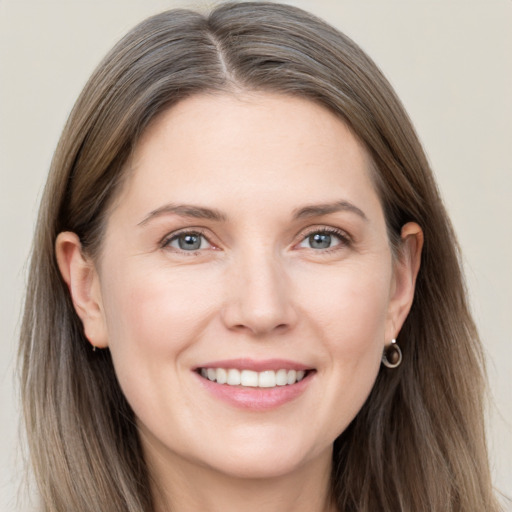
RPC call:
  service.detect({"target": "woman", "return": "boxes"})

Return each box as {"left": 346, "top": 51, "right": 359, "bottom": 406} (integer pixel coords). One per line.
{"left": 19, "top": 2, "right": 503, "bottom": 511}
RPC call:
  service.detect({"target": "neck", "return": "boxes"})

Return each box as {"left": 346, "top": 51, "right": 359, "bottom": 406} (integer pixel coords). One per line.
{"left": 148, "top": 447, "right": 336, "bottom": 512}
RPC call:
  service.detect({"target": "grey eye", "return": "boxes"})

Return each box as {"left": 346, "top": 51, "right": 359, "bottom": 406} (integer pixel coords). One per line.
{"left": 308, "top": 233, "right": 332, "bottom": 249}
{"left": 168, "top": 233, "right": 210, "bottom": 251}
{"left": 299, "top": 231, "right": 344, "bottom": 250}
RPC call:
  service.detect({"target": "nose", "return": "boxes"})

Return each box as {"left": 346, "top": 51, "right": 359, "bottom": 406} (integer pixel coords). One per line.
{"left": 221, "top": 249, "right": 298, "bottom": 336}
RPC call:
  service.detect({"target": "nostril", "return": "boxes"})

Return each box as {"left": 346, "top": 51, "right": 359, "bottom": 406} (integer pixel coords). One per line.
{"left": 230, "top": 321, "right": 292, "bottom": 336}
{"left": 220, "top": 273, "right": 298, "bottom": 335}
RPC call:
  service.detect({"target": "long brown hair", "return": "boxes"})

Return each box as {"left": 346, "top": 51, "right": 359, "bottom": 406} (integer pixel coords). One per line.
{"left": 19, "top": 2, "right": 500, "bottom": 510}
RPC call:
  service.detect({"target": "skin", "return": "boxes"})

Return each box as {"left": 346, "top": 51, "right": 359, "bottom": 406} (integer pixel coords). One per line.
{"left": 56, "top": 92, "right": 422, "bottom": 512}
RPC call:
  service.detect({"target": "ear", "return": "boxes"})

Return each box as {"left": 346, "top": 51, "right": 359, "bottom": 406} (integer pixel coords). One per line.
{"left": 55, "top": 232, "right": 109, "bottom": 349}
{"left": 385, "top": 222, "right": 423, "bottom": 341}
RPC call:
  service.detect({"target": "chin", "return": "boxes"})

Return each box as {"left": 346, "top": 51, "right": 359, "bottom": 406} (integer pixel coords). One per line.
{"left": 198, "top": 436, "right": 331, "bottom": 481}
{"left": 208, "top": 454, "right": 309, "bottom": 480}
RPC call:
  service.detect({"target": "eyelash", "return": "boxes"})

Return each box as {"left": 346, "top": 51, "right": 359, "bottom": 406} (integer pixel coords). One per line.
{"left": 160, "top": 226, "right": 351, "bottom": 255}
{"left": 302, "top": 227, "right": 351, "bottom": 245}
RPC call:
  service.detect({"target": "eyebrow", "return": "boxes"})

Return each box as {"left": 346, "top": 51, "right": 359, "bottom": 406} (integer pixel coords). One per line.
{"left": 138, "top": 199, "right": 367, "bottom": 227}
{"left": 138, "top": 203, "right": 227, "bottom": 226}
{"left": 292, "top": 200, "right": 368, "bottom": 221}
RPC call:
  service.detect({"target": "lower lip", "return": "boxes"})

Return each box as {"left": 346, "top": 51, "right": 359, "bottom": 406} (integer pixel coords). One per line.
{"left": 195, "top": 371, "right": 314, "bottom": 411}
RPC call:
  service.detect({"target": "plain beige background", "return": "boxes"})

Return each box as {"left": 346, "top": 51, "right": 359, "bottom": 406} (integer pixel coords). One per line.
{"left": 1, "top": 0, "right": 510, "bottom": 509}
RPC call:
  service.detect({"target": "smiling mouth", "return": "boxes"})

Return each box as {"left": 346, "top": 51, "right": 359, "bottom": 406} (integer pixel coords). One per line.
{"left": 198, "top": 368, "right": 312, "bottom": 388}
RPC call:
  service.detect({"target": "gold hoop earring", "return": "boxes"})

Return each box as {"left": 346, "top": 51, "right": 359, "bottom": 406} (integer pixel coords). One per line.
{"left": 382, "top": 339, "right": 402, "bottom": 369}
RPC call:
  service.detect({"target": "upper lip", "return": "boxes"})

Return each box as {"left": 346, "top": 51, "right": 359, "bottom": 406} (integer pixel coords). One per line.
{"left": 194, "top": 358, "right": 313, "bottom": 372}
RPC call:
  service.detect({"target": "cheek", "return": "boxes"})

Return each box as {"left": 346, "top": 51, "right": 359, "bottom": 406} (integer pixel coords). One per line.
{"left": 295, "top": 260, "right": 391, "bottom": 420}
{"left": 98, "top": 261, "right": 222, "bottom": 397}
{"left": 98, "top": 262, "right": 224, "bottom": 427}
{"left": 298, "top": 258, "right": 392, "bottom": 346}
{"left": 102, "top": 262, "right": 215, "bottom": 345}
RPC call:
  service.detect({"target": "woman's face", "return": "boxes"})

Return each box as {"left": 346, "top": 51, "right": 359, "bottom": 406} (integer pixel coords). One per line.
{"left": 62, "top": 92, "right": 420, "bottom": 482}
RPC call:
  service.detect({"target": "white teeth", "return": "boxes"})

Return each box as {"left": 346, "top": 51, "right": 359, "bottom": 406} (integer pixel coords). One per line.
{"left": 227, "top": 369, "right": 241, "bottom": 385}
{"left": 240, "top": 370, "right": 258, "bottom": 387}
{"left": 199, "top": 368, "right": 309, "bottom": 388}
{"left": 276, "top": 369, "right": 288, "bottom": 386}
{"left": 259, "top": 370, "right": 276, "bottom": 388}
{"left": 216, "top": 368, "right": 227, "bottom": 384}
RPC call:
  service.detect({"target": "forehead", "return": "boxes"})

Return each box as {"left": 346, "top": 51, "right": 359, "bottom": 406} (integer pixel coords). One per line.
{"left": 137, "top": 92, "right": 368, "bottom": 161}
{"left": 112, "top": 92, "right": 382, "bottom": 224}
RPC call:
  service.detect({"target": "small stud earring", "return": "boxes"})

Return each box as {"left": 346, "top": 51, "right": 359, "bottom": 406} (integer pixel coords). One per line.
{"left": 382, "top": 339, "right": 402, "bottom": 368}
